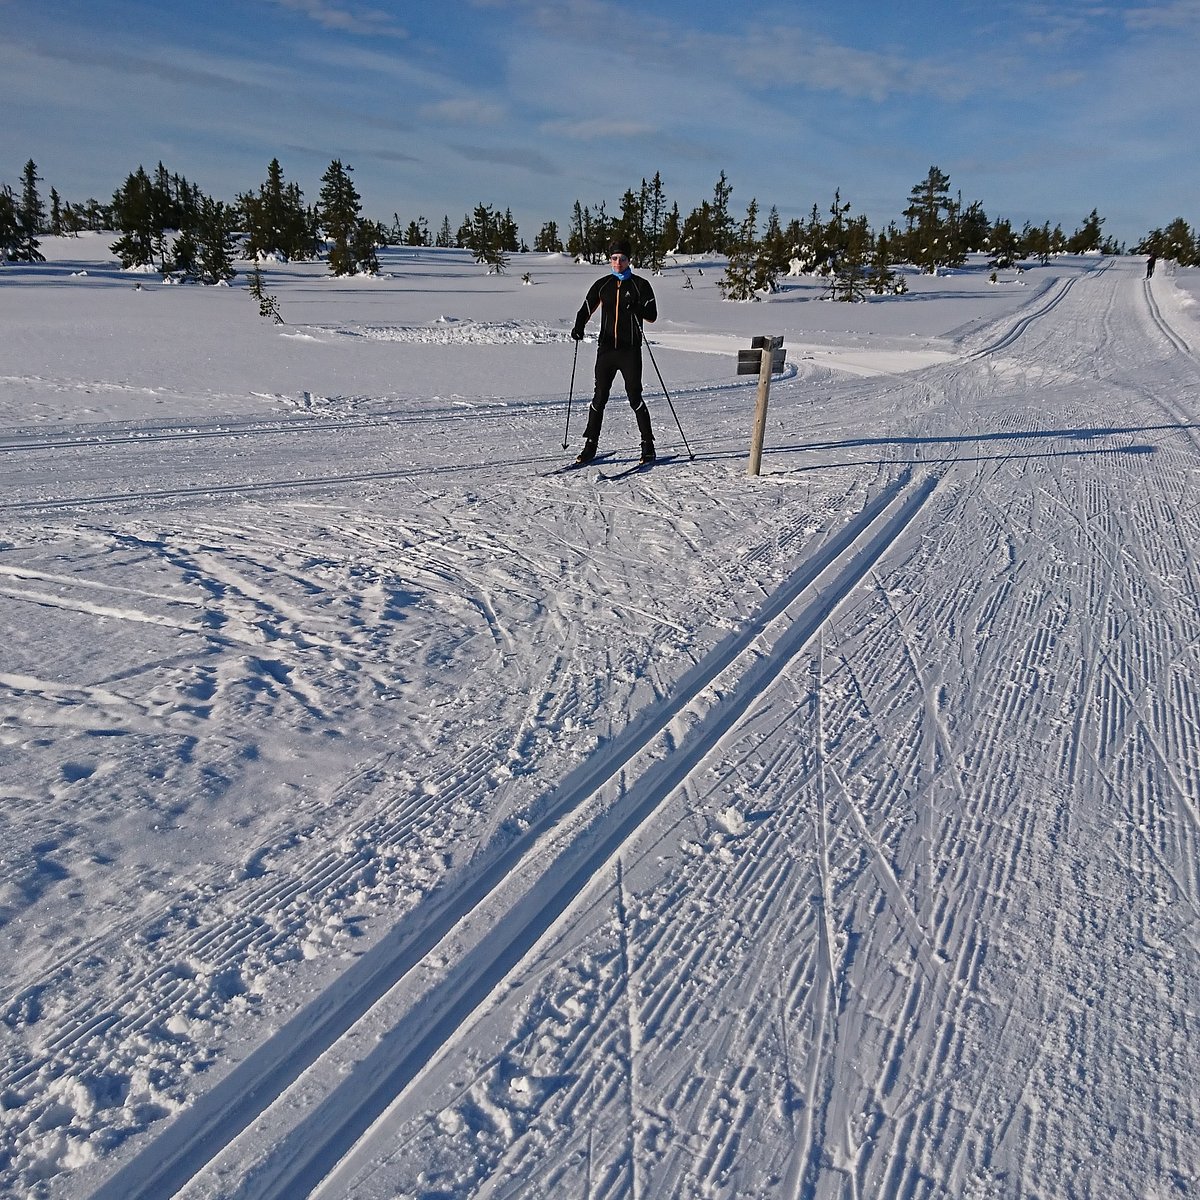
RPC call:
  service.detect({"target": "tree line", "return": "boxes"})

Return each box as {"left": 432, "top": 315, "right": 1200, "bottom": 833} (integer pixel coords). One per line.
{"left": 3, "top": 157, "right": 1197, "bottom": 302}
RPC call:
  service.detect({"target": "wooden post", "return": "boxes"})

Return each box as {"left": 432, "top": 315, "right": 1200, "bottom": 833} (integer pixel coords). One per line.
{"left": 744, "top": 338, "right": 782, "bottom": 477}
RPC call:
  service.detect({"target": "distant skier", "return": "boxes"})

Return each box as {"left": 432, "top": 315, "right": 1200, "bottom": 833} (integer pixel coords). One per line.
{"left": 1146, "top": 252, "right": 1158, "bottom": 278}
{"left": 570, "top": 239, "right": 658, "bottom": 465}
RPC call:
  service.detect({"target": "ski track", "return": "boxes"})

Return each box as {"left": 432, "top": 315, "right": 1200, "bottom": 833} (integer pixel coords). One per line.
{"left": 1, "top": 257, "right": 1199, "bottom": 1199}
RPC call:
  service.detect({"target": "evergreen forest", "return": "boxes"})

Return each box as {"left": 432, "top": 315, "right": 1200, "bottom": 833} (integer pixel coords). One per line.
{"left": 2, "top": 156, "right": 1196, "bottom": 303}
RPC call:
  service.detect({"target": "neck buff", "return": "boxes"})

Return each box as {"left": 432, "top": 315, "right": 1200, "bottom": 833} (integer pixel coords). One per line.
{"left": 612, "top": 266, "right": 633, "bottom": 280}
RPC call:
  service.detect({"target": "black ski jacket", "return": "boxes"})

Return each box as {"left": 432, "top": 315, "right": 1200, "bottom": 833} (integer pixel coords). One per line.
{"left": 573, "top": 273, "right": 657, "bottom": 350}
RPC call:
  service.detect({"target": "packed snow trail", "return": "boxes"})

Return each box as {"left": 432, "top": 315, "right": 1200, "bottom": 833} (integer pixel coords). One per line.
{"left": 1, "top": 252, "right": 1197, "bottom": 1200}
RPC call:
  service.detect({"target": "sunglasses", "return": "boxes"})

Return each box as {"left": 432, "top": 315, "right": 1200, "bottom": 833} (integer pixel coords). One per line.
{"left": 610, "top": 254, "right": 629, "bottom": 263}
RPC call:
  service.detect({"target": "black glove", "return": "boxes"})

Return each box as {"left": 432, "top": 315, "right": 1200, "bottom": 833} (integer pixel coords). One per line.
{"left": 571, "top": 326, "right": 585, "bottom": 341}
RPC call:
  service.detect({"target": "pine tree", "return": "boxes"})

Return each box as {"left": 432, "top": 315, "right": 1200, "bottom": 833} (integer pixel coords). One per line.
{"left": 789, "top": 203, "right": 832, "bottom": 276}
{"left": 191, "top": 196, "right": 239, "bottom": 283}
{"left": 1022, "top": 221, "right": 1053, "bottom": 265}
{"left": 678, "top": 175, "right": 735, "bottom": 256}
{"left": 241, "top": 159, "right": 310, "bottom": 261}
{"left": 1137, "top": 219, "right": 1198, "bottom": 267}
{"left": 827, "top": 215, "right": 872, "bottom": 302}
{"left": 1066, "top": 209, "right": 1105, "bottom": 254}
{"left": 49, "top": 188, "right": 64, "bottom": 236}
{"left": 718, "top": 199, "right": 765, "bottom": 301}
{"left": 110, "top": 166, "right": 157, "bottom": 268}
{"left": 959, "top": 199, "right": 990, "bottom": 253}
{"left": 0, "top": 186, "right": 21, "bottom": 262}
{"left": 660, "top": 202, "right": 681, "bottom": 259}
{"left": 317, "top": 159, "right": 374, "bottom": 275}
{"left": 467, "top": 202, "right": 508, "bottom": 273}
{"left": 758, "top": 206, "right": 789, "bottom": 287}
{"left": 903, "top": 165, "right": 955, "bottom": 274}
{"left": 21, "top": 160, "right": 46, "bottom": 235}
{"left": 986, "top": 218, "right": 1023, "bottom": 272}
{"left": 679, "top": 200, "right": 715, "bottom": 255}
{"left": 590, "top": 200, "right": 611, "bottom": 262}
{"left": 247, "top": 262, "right": 284, "bottom": 323}
{"left": 867, "top": 233, "right": 906, "bottom": 296}
{"left": 534, "top": 220, "right": 563, "bottom": 252}
{"left": 11, "top": 160, "right": 46, "bottom": 262}
{"left": 616, "top": 186, "right": 645, "bottom": 264}
{"left": 825, "top": 189, "right": 852, "bottom": 271}
{"left": 435, "top": 215, "right": 454, "bottom": 248}
{"left": 1160, "top": 218, "right": 1197, "bottom": 265}
{"left": 351, "top": 218, "right": 381, "bottom": 275}
{"left": 645, "top": 172, "right": 668, "bottom": 272}
{"left": 711, "top": 170, "right": 734, "bottom": 254}
{"left": 500, "top": 208, "right": 520, "bottom": 253}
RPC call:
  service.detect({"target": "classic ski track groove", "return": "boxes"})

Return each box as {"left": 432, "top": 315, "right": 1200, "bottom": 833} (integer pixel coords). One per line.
{"left": 85, "top": 469, "right": 937, "bottom": 1200}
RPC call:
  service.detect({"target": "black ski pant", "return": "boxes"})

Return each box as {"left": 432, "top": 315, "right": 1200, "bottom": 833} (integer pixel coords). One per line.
{"left": 582, "top": 345, "right": 654, "bottom": 447}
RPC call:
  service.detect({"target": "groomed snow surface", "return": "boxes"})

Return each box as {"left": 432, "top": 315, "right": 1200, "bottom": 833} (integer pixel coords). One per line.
{"left": 1, "top": 239, "right": 1198, "bottom": 1199}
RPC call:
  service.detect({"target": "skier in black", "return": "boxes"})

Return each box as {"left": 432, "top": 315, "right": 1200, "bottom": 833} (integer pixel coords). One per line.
{"left": 570, "top": 239, "right": 658, "bottom": 464}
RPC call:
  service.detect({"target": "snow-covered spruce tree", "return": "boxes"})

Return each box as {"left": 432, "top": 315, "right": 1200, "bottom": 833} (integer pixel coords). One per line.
{"left": 867, "top": 233, "right": 907, "bottom": 296}
{"left": 317, "top": 159, "right": 376, "bottom": 276}
{"left": 788, "top": 203, "right": 832, "bottom": 276}
{"left": 987, "top": 218, "right": 1023, "bottom": 272}
{"left": 351, "top": 218, "right": 381, "bottom": 275}
{"left": 826, "top": 215, "right": 872, "bottom": 302}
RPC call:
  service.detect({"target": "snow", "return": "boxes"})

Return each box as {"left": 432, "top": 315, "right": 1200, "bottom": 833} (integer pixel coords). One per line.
{"left": 2, "top": 236, "right": 1199, "bottom": 1199}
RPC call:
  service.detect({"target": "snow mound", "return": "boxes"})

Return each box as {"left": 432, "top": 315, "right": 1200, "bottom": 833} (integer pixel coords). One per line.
{"left": 327, "top": 320, "right": 572, "bottom": 346}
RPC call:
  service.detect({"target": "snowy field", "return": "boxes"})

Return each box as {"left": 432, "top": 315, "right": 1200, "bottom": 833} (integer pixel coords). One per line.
{"left": 1, "top": 236, "right": 1199, "bottom": 1199}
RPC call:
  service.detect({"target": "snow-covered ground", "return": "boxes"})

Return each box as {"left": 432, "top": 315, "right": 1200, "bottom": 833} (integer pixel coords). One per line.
{"left": 2, "top": 236, "right": 1198, "bottom": 1199}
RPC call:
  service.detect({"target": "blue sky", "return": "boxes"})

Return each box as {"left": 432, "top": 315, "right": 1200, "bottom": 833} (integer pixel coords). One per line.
{"left": 3, "top": 0, "right": 1197, "bottom": 245}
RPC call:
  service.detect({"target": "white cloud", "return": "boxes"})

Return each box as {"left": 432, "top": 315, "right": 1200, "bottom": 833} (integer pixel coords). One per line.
{"left": 267, "top": 0, "right": 408, "bottom": 38}
{"left": 419, "top": 99, "right": 508, "bottom": 125}
{"left": 542, "top": 117, "right": 659, "bottom": 140}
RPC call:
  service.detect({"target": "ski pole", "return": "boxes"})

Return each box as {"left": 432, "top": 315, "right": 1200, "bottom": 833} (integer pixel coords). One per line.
{"left": 562, "top": 337, "right": 579, "bottom": 449}
{"left": 636, "top": 315, "right": 695, "bottom": 460}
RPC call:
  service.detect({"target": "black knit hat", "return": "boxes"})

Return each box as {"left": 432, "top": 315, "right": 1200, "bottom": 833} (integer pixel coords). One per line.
{"left": 607, "top": 239, "right": 632, "bottom": 259}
